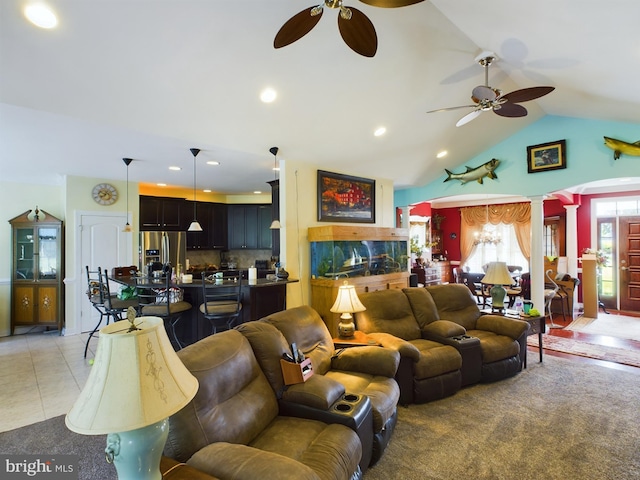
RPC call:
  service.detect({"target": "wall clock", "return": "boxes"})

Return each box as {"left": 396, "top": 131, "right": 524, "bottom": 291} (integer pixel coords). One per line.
{"left": 92, "top": 183, "right": 118, "bottom": 205}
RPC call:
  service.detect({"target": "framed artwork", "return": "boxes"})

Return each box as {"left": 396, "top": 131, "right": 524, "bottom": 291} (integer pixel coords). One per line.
{"left": 527, "top": 140, "right": 567, "bottom": 173}
{"left": 317, "top": 170, "right": 375, "bottom": 223}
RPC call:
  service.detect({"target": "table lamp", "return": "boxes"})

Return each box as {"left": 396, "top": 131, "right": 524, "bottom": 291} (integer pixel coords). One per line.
{"left": 65, "top": 313, "right": 198, "bottom": 480}
{"left": 330, "top": 281, "right": 366, "bottom": 338}
{"left": 481, "top": 261, "right": 514, "bottom": 313}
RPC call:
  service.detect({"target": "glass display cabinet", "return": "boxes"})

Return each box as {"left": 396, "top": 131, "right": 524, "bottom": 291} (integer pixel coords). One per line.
{"left": 308, "top": 226, "right": 409, "bottom": 336}
{"left": 9, "top": 208, "right": 64, "bottom": 334}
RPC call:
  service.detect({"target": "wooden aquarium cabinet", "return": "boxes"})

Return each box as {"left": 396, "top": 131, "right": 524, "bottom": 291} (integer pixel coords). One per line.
{"left": 309, "top": 226, "right": 410, "bottom": 337}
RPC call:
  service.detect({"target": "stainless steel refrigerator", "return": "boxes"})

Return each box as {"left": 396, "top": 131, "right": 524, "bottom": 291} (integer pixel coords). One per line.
{"left": 139, "top": 231, "right": 187, "bottom": 273}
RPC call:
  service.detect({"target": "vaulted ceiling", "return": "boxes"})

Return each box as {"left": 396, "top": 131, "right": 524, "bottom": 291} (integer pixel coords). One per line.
{"left": 1, "top": 1, "right": 639, "bottom": 197}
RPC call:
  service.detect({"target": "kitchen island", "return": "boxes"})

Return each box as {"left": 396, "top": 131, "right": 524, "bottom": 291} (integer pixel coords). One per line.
{"left": 115, "top": 276, "right": 298, "bottom": 348}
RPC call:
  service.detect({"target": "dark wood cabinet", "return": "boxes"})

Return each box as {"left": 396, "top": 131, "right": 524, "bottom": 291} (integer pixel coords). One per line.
{"left": 9, "top": 209, "right": 64, "bottom": 334}
{"left": 185, "top": 202, "right": 228, "bottom": 250}
{"left": 228, "top": 204, "right": 271, "bottom": 250}
{"left": 209, "top": 203, "right": 228, "bottom": 249}
{"left": 140, "top": 195, "right": 185, "bottom": 230}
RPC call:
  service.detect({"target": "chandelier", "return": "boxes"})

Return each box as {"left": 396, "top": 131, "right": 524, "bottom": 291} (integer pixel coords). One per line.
{"left": 474, "top": 204, "right": 501, "bottom": 245}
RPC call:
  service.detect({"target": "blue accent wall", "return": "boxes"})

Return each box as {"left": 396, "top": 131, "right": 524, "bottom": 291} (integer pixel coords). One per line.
{"left": 395, "top": 115, "right": 640, "bottom": 207}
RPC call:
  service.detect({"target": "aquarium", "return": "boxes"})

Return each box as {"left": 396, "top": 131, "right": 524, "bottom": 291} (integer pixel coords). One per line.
{"left": 310, "top": 239, "right": 408, "bottom": 279}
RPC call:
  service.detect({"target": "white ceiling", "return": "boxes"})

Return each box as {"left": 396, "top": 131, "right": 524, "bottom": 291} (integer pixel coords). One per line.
{"left": 1, "top": 0, "right": 639, "bottom": 199}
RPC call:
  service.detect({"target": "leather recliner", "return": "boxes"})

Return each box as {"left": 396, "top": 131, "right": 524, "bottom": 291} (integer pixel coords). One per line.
{"left": 164, "top": 329, "right": 363, "bottom": 480}
{"left": 356, "top": 289, "right": 463, "bottom": 405}
{"left": 238, "top": 306, "right": 401, "bottom": 467}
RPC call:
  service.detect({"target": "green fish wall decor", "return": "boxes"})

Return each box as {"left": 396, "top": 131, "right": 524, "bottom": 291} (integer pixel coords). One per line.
{"left": 444, "top": 158, "right": 500, "bottom": 185}
{"left": 604, "top": 136, "right": 640, "bottom": 160}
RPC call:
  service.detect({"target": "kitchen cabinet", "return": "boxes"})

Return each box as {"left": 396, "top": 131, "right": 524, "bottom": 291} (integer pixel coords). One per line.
{"left": 186, "top": 202, "right": 228, "bottom": 250}
{"left": 228, "top": 204, "right": 271, "bottom": 250}
{"left": 9, "top": 209, "right": 64, "bottom": 334}
{"left": 140, "top": 195, "right": 184, "bottom": 230}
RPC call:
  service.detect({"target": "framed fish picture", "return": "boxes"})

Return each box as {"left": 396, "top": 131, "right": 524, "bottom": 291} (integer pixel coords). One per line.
{"left": 317, "top": 170, "right": 375, "bottom": 223}
{"left": 527, "top": 140, "right": 567, "bottom": 173}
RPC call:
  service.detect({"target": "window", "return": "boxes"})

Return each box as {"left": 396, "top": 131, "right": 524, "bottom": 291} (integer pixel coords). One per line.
{"left": 465, "top": 222, "right": 528, "bottom": 273}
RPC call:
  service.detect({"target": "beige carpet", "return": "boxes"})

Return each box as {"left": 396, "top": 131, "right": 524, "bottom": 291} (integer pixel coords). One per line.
{"left": 564, "top": 313, "right": 640, "bottom": 342}
{"left": 527, "top": 334, "right": 640, "bottom": 368}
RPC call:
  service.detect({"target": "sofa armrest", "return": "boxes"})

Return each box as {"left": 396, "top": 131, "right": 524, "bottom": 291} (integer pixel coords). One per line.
{"left": 282, "top": 374, "right": 345, "bottom": 410}
{"left": 476, "top": 314, "right": 530, "bottom": 339}
{"left": 365, "top": 332, "right": 421, "bottom": 362}
{"left": 422, "top": 320, "right": 466, "bottom": 338}
{"left": 161, "top": 457, "right": 221, "bottom": 480}
{"left": 331, "top": 345, "right": 400, "bottom": 378}
{"left": 188, "top": 442, "right": 322, "bottom": 480}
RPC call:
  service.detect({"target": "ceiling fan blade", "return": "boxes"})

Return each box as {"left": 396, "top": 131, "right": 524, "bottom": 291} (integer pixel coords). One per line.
{"left": 427, "top": 104, "right": 476, "bottom": 114}
{"left": 493, "top": 102, "right": 528, "bottom": 118}
{"left": 359, "top": 0, "right": 425, "bottom": 7}
{"left": 501, "top": 86, "right": 555, "bottom": 104}
{"left": 338, "top": 8, "right": 377, "bottom": 57}
{"left": 456, "top": 109, "right": 482, "bottom": 127}
{"left": 274, "top": 7, "right": 323, "bottom": 49}
{"left": 471, "top": 85, "right": 496, "bottom": 102}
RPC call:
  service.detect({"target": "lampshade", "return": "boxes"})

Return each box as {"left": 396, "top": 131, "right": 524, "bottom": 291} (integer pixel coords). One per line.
{"left": 66, "top": 317, "right": 198, "bottom": 435}
{"left": 269, "top": 219, "right": 281, "bottom": 229}
{"left": 481, "top": 261, "right": 513, "bottom": 286}
{"left": 330, "top": 282, "right": 366, "bottom": 338}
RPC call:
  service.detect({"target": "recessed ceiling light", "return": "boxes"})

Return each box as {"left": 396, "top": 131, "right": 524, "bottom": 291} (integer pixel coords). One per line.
{"left": 206, "top": 161, "right": 220, "bottom": 166}
{"left": 260, "top": 88, "right": 277, "bottom": 103}
{"left": 203, "top": 189, "right": 211, "bottom": 193}
{"left": 437, "top": 150, "right": 448, "bottom": 159}
{"left": 254, "top": 191, "right": 262, "bottom": 194}
{"left": 24, "top": 4, "right": 58, "bottom": 29}
{"left": 374, "top": 126, "right": 386, "bottom": 137}
{"left": 169, "top": 166, "right": 181, "bottom": 171}
{"left": 157, "top": 183, "right": 167, "bottom": 187}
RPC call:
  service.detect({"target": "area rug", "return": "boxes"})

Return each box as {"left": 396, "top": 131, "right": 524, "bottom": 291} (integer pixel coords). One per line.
{"left": 565, "top": 313, "right": 640, "bottom": 341}
{"left": 528, "top": 334, "right": 640, "bottom": 368}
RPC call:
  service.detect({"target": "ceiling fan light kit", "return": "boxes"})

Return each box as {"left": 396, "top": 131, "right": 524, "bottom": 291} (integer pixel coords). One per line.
{"left": 428, "top": 52, "right": 555, "bottom": 127}
{"left": 274, "top": 0, "right": 424, "bottom": 57}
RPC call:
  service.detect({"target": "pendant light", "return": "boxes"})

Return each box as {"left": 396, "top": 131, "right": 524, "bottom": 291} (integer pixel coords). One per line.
{"left": 269, "top": 146, "right": 281, "bottom": 230}
{"left": 122, "top": 158, "right": 133, "bottom": 233}
{"left": 188, "top": 148, "right": 203, "bottom": 232}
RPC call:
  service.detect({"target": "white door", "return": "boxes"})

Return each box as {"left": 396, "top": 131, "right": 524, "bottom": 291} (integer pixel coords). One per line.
{"left": 79, "top": 212, "right": 132, "bottom": 333}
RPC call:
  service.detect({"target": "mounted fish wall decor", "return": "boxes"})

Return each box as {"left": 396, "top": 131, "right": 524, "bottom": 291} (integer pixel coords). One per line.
{"left": 604, "top": 136, "right": 640, "bottom": 160}
{"left": 444, "top": 158, "right": 500, "bottom": 185}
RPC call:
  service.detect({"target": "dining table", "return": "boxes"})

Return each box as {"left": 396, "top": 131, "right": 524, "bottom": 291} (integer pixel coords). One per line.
{"left": 111, "top": 275, "right": 299, "bottom": 347}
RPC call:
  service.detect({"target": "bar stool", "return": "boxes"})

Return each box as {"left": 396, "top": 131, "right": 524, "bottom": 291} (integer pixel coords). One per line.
{"left": 84, "top": 266, "right": 108, "bottom": 358}
{"left": 200, "top": 272, "right": 243, "bottom": 335}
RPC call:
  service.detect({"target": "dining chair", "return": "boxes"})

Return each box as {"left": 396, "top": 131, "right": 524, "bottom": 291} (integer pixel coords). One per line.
{"left": 84, "top": 266, "right": 109, "bottom": 358}
{"left": 200, "top": 272, "right": 243, "bottom": 335}
{"left": 134, "top": 274, "right": 192, "bottom": 349}
{"left": 102, "top": 269, "right": 139, "bottom": 323}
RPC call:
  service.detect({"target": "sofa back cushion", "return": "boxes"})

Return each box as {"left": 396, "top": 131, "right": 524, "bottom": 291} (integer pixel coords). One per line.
{"left": 402, "top": 287, "right": 440, "bottom": 328}
{"left": 356, "top": 289, "right": 422, "bottom": 341}
{"left": 261, "top": 305, "right": 335, "bottom": 376}
{"left": 425, "top": 284, "right": 481, "bottom": 330}
{"left": 235, "top": 320, "right": 291, "bottom": 397}
{"left": 165, "top": 329, "right": 278, "bottom": 462}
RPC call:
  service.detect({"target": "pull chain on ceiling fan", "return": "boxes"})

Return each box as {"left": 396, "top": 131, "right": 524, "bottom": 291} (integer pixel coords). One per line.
{"left": 427, "top": 52, "right": 555, "bottom": 127}
{"left": 274, "top": 0, "right": 424, "bottom": 57}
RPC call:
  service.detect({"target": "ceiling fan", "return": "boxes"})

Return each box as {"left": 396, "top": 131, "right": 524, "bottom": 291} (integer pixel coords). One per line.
{"left": 274, "top": 0, "right": 424, "bottom": 58}
{"left": 427, "top": 52, "right": 555, "bottom": 126}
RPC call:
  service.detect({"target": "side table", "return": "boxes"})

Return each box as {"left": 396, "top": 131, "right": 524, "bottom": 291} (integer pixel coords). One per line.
{"left": 481, "top": 309, "right": 545, "bottom": 368}
{"left": 333, "top": 330, "right": 380, "bottom": 348}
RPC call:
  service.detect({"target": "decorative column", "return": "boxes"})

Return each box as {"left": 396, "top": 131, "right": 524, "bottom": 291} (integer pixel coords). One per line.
{"left": 529, "top": 196, "right": 545, "bottom": 314}
{"left": 564, "top": 204, "right": 579, "bottom": 278}
{"left": 581, "top": 255, "right": 598, "bottom": 318}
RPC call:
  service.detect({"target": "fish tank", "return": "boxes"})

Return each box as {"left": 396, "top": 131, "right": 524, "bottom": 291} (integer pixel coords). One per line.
{"left": 310, "top": 239, "right": 408, "bottom": 279}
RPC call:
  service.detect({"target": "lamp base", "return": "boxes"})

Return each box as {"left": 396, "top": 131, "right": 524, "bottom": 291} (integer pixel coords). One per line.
{"left": 338, "top": 320, "right": 355, "bottom": 338}
{"left": 489, "top": 284, "right": 507, "bottom": 314}
{"left": 105, "top": 419, "right": 169, "bottom": 480}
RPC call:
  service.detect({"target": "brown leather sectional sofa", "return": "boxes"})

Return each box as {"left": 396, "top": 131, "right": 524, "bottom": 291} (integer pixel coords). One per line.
{"left": 356, "top": 284, "right": 530, "bottom": 404}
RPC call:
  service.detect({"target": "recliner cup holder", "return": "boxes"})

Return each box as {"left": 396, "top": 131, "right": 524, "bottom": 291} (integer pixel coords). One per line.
{"left": 343, "top": 394, "right": 359, "bottom": 402}
{"left": 335, "top": 403, "right": 352, "bottom": 412}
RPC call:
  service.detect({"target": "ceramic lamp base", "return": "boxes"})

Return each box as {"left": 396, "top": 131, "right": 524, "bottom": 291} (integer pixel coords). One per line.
{"left": 490, "top": 284, "right": 507, "bottom": 313}
{"left": 338, "top": 320, "right": 355, "bottom": 338}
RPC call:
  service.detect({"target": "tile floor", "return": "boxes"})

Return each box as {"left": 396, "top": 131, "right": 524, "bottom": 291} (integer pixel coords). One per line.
{"left": 0, "top": 331, "right": 95, "bottom": 433}
{"left": 1, "top": 310, "right": 638, "bottom": 433}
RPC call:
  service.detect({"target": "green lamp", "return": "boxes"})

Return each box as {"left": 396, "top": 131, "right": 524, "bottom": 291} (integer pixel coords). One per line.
{"left": 65, "top": 314, "right": 198, "bottom": 480}
{"left": 481, "top": 261, "right": 514, "bottom": 313}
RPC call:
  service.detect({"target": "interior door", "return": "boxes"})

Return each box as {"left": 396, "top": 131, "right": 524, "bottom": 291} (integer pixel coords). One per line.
{"left": 619, "top": 216, "right": 640, "bottom": 311}
{"left": 79, "top": 213, "right": 132, "bottom": 333}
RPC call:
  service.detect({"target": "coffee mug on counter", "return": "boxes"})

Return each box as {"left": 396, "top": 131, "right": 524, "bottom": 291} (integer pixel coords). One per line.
{"left": 523, "top": 301, "right": 533, "bottom": 314}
